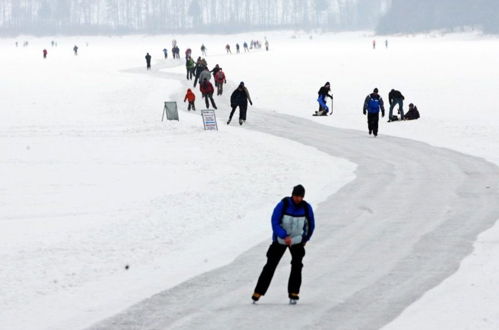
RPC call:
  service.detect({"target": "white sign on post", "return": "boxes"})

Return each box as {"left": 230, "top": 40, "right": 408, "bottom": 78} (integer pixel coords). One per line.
{"left": 201, "top": 110, "right": 218, "bottom": 131}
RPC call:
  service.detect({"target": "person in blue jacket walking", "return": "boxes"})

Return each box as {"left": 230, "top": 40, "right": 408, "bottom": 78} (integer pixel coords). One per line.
{"left": 363, "top": 88, "right": 385, "bottom": 136}
{"left": 252, "top": 185, "right": 315, "bottom": 304}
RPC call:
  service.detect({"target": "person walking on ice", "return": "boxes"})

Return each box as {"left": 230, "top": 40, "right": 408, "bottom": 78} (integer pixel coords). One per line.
{"left": 145, "top": 53, "right": 152, "bottom": 70}
{"left": 251, "top": 185, "right": 315, "bottom": 305}
{"left": 227, "top": 82, "right": 253, "bottom": 125}
{"left": 363, "top": 88, "right": 385, "bottom": 137}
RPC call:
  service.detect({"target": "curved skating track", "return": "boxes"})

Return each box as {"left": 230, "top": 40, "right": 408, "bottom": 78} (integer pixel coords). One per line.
{"left": 88, "top": 64, "right": 499, "bottom": 330}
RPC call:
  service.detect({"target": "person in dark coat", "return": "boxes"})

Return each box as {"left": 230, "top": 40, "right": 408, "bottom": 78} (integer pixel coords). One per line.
{"left": 193, "top": 59, "right": 205, "bottom": 87}
{"left": 43, "top": 49, "right": 48, "bottom": 59}
{"left": 388, "top": 89, "right": 405, "bottom": 121}
{"left": 251, "top": 185, "right": 315, "bottom": 305}
{"left": 405, "top": 103, "right": 420, "bottom": 120}
{"left": 363, "top": 88, "right": 385, "bottom": 137}
{"left": 227, "top": 82, "right": 253, "bottom": 125}
{"left": 145, "top": 53, "right": 152, "bottom": 70}
{"left": 200, "top": 79, "right": 217, "bottom": 109}
{"left": 315, "top": 82, "right": 333, "bottom": 116}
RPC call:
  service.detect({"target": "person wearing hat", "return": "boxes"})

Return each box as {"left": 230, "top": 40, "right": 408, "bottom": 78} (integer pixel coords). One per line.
{"left": 227, "top": 82, "right": 253, "bottom": 125}
{"left": 363, "top": 88, "right": 385, "bottom": 136}
{"left": 315, "top": 82, "right": 333, "bottom": 116}
{"left": 251, "top": 185, "right": 315, "bottom": 305}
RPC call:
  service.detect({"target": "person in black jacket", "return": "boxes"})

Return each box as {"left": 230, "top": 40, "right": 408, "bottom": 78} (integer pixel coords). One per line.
{"left": 145, "top": 53, "right": 152, "bottom": 70}
{"left": 405, "top": 103, "right": 420, "bottom": 120}
{"left": 388, "top": 89, "right": 405, "bottom": 121}
{"left": 315, "top": 82, "right": 333, "bottom": 116}
{"left": 227, "top": 82, "right": 253, "bottom": 126}
{"left": 193, "top": 58, "right": 205, "bottom": 87}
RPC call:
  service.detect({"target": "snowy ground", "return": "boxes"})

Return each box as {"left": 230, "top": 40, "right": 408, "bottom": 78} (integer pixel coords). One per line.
{"left": 1, "top": 31, "right": 499, "bottom": 329}
{"left": 0, "top": 36, "right": 354, "bottom": 329}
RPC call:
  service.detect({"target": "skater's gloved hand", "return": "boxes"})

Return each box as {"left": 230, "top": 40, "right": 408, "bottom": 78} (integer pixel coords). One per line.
{"left": 363, "top": 110, "right": 366, "bottom": 115}
{"left": 284, "top": 236, "right": 293, "bottom": 246}
{"left": 382, "top": 112, "right": 385, "bottom": 117}
{"left": 250, "top": 101, "right": 253, "bottom": 106}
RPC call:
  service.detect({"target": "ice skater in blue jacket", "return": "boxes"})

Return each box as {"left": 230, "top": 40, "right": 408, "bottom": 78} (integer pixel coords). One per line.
{"left": 252, "top": 185, "right": 315, "bottom": 304}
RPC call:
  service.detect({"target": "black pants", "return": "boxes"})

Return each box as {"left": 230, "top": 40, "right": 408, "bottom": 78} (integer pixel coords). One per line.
{"left": 216, "top": 82, "right": 223, "bottom": 95}
{"left": 146, "top": 62, "right": 151, "bottom": 70}
{"left": 187, "top": 101, "right": 195, "bottom": 111}
{"left": 254, "top": 242, "right": 306, "bottom": 296}
{"left": 203, "top": 93, "right": 217, "bottom": 109}
{"left": 193, "top": 75, "right": 200, "bottom": 87}
{"left": 367, "top": 112, "right": 380, "bottom": 135}
{"left": 229, "top": 104, "right": 248, "bottom": 121}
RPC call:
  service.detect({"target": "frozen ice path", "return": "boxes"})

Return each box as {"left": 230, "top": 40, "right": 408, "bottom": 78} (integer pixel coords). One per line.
{"left": 88, "top": 64, "right": 499, "bottom": 330}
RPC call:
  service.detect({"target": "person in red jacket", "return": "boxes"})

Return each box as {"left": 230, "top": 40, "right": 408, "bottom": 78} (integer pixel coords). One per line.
{"left": 184, "top": 89, "right": 196, "bottom": 111}
{"left": 43, "top": 49, "right": 48, "bottom": 59}
{"left": 200, "top": 79, "right": 217, "bottom": 109}
{"left": 214, "top": 69, "right": 226, "bottom": 96}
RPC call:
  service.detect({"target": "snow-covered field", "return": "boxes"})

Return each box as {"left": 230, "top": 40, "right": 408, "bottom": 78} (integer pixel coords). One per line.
{"left": 0, "top": 36, "right": 355, "bottom": 329}
{"left": 1, "top": 31, "right": 499, "bottom": 329}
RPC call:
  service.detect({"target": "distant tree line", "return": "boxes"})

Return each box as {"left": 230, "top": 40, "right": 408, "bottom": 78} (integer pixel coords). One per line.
{"left": 0, "top": 0, "right": 388, "bottom": 36}
{"left": 377, "top": 0, "right": 499, "bottom": 34}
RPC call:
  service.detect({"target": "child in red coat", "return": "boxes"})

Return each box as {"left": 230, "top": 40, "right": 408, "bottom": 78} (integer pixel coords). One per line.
{"left": 184, "top": 89, "right": 196, "bottom": 111}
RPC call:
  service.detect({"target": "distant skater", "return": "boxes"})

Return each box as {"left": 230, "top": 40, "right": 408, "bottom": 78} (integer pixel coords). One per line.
{"left": 145, "top": 53, "right": 152, "bottom": 70}
{"left": 43, "top": 49, "right": 47, "bottom": 59}
{"left": 373, "top": 40, "right": 376, "bottom": 49}
{"left": 201, "top": 44, "right": 207, "bottom": 56}
{"left": 73, "top": 45, "right": 78, "bottom": 55}
{"left": 163, "top": 48, "right": 168, "bottom": 59}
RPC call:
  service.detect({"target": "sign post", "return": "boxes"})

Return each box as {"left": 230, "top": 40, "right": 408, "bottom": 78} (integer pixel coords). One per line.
{"left": 201, "top": 110, "right": 218, "bottom": 131}
{"left": 162, "top": 102, "right": 179, "bottom": 121}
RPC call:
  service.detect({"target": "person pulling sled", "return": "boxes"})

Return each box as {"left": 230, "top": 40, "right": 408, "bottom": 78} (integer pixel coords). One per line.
{"left": 314, "top": 82, "right": 333, "bottom": 116}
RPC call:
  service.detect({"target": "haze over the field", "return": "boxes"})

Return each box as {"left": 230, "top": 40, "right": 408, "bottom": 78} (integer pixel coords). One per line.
{"left": 1, "top": 0, "right": 498, "bottom": 35}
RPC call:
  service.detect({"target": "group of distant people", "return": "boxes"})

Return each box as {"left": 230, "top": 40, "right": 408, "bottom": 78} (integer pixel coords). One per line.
{"left": 372, "top": 39, "right": 389, "bottom": 49}
{"left": 226, "top": 39, "right": 269, "bottom": 54}
{"left": 41, "top": 44, "right": 80, "bottom": 59}
{"left": 181, "top": 53, "right": 253, "bottom": 125}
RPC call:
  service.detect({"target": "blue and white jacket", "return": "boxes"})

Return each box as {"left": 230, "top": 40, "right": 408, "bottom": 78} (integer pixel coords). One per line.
{"left": 271, "top": 197, "right": 315, "bottom": 245}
